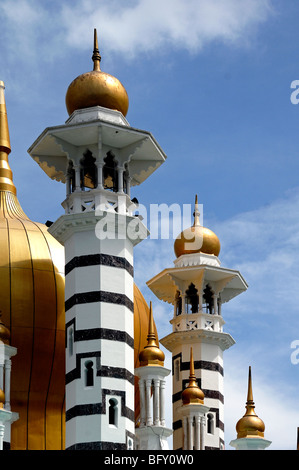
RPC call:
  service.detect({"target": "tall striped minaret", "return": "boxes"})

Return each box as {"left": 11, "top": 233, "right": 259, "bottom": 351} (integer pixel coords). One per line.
{"left": 28, "top": 30, "right": 166, "bottom": 450}
{"left": 147, "top": 196, "right": 248, "bottom": 450}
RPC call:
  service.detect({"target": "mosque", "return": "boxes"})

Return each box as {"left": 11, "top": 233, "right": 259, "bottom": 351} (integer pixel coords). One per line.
{"left": 0, "top": 30, "right": 272, "bottom": 451}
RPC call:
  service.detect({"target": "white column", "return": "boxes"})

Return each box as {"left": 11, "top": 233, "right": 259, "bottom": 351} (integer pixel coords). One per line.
{"left": 153, "top": 379, "right": 160, "bottom": 425}
{"left": 188, "top": 417, "right": 193, "bottom": 450}
{"left": 0, "top": 423, "right": 4, "bottom": 451}
{"left": 183, "top": 416, "right": 188, "bottom": 450}
{"left": 213, "top": 294, "right": 218, "bottom": 315}
{"left": 4, "top": 360, "right": 11, "bottom": 411}
{"left": 195, "top": 416, "right": 201, "bottom": 450}
{"left": 74, "top": 166, "right": 81, "bottom": 191}
{"left": 145, "top": 379, "right": 152, "bottom": 426}
{"left": 200, "top": 416, "right": 205, "bottom": 450}
{"left": 181, "top": 294, "right": 186, "bottom": 315}
{"left": 118, "top": 166, "right": 124, "bottom": 193}
{"left": 139, "top": 379, "right": 146, "bottom": 427}
{"left": 97, "top": 162, "right": 103, "bottom": 189}
{"left": 160, "top": 379, "right": 166, "bottom": 426}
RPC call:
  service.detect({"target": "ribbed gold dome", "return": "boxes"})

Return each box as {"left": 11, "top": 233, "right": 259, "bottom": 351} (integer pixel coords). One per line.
{"left": 0, "top": 82, "right": 66, "bottom": 450}
{"left": 174, "top": 195, "right": 220, "bottom": 258}
{"left": 65, "top": 29, "right": 129, "bottom": 117}
{"left": 139, "top": 302, "right": 165, "bottom": 367}
{"left": 182, "top": 348, "right": 204, "bottom": 405}
{"left": 236, "top": 367, "right": 265, "bottom": 439}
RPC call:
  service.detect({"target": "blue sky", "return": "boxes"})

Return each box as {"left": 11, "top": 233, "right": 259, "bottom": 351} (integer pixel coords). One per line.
{"left": 1, "top": 0, "right": 299, "bottom": 450}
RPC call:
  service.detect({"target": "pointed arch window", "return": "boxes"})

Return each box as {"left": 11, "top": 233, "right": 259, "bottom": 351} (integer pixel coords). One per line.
{"left": 84, "top": 360, "right": 94, "bottom": 387}
{"left": 185, "top": 283, "right": 199, "bottom": 314}
{"left": 207, "top": 413, "right": 215, "bottom": 435}
{"left": 109, "top": 398, "right": 118, "bottom": 427}
{"left": 203, "top": 285, "right": 214, "bottom": 314}
{"left": 103, "top": 151, "right": 118, "bottom": 192}
{"left": 175, "top": 291, "right": 182, "bottom": 316}
{"left": 80, "top": 150, "right": 97, "bottom": 190}
{"left": 67, "top": 160, "right": 76, "bottom": 194}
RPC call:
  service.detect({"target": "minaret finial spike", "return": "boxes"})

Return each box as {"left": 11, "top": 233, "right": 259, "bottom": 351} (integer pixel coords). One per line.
{"left": 92, "top": 28, "right": 101, "bottom": 71}
{"left": 193, "top": 194, "right": 200, "bottom": 227}
{"left": 0, "top": 81, "right": 16, "bottom": 195}
{"left": 246, "top": 366, "right": 254, "bottom": 405}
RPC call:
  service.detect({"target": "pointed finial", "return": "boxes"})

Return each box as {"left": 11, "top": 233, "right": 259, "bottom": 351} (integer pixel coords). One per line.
{"left": 0, "top": 81, "right": 11, "bottom": 154}
{"left": 92, "top": 28, "right": 101, "bottom": 71}
{"left": 193, "top": 194, "right": 200, "bottom": 227}
{"left": 235, "top": 366, "right": 265, "bottom": 438}
{"left": 138, "top": 302, "right": 165, "bottom": 366}
{"left": 0, "top": 82, "right": 16, "bottom": 195}
{"left": 181, "top": 347, "right": 204, "bottom": 404}
{"left": 247, "top": 366, "right": 254, "bottom": 404}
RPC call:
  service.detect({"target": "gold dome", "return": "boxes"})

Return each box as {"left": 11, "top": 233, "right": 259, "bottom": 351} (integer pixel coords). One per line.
{"left": 174, "top": 195, "right": 220, "bottom": 258}
{"left": 0, "top": 82, "right": 66, "bottom": 450}
{"left": 65, "top": 29, "right": 129, "bottom": 117}
{"left": 182, "top": 348, "right": 204, "bottom": 405}
{"left": 236, "top": 367, "right": 265, "bottom": 439}
{"left": 139, "top": 301, "right": 165, "bottom": 367}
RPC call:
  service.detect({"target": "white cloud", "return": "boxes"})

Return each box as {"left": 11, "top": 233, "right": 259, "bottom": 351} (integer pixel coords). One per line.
{"left": 61, "top": 0, "right": 274, "bottom": 57}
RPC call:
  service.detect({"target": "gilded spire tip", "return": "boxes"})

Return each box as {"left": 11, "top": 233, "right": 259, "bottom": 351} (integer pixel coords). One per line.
{"left": 92, "top": 28, "right": 101, "bottom": 71}
{"left": 193, "top": 194, "right": 200, "bottom": 227}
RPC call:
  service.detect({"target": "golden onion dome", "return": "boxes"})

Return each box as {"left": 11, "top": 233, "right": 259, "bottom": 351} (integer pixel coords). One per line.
{"left": 182, "top": 348, "right": 204, "bottom": 405}
{"left": 65, "top": 29, "right": 129, "bottom": 117}
{"left": 236, "top": 367, "right": 265, "bottom": 439}
{"left": 138, "top": 301, "right": 165, "bottom": 367}
{"left": 0, "top": 388, "right": 5, "bottom": 408}
{"left": 0, "top": 312, "right": 10, "bottom": 343}
{"left": 174, "top": 195, "right": 220, "bottom": 258}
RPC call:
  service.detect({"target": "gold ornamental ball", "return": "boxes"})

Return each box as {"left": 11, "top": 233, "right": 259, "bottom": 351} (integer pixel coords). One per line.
{"left": 174, "top": 225, "right": 221, "bottom": 258}
{"left": 65, "top": 69, "right": 129, "bottom": 117}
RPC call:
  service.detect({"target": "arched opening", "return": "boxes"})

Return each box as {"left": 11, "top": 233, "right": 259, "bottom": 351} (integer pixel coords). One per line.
{"left": 80, "top": 150, "right": 97, "bottom": 190}
{"left": 203, "top": 285, "right": 214, "bottom": 314}
{"left": 207, "top": 413, "right": 215, "bottom": 434}
{"left": 185, "top": 283, "right": 199, "bottom": 314}
{"left": 103, "top": 151, "right": 118, "bottom": 192}
{"left": 109, "top": 398, "right": 118, "bottom": 426}
{"left": 84, "top": 360, "right": 94, "bottom": 387}
{"left": 175, "top": 291, "right": 182, "bottom": 316}
{"left": 67, "top": 160, "right": 76, "bottom": 194}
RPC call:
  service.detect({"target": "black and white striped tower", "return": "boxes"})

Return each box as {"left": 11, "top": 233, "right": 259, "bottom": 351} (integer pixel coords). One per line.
{"left": 28, "top": 31, "right": 166, "bottom": 450}
{"left": 147, "top": 196, "right": 248, "bottom": 450}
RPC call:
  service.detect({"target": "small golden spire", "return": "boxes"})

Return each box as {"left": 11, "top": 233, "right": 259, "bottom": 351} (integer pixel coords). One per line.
{"left": 0, "top": 82, "right": 16, "bottom": 195}
{"left": 92, "top": 28, "right": 101, "bottom": 71}
{"left": 182, "top": 347, "right": 204, "bottom": 405}
{"left": 236, "top": 366, "right": 265, "bottom": 439}
{"left": 139, "top": 302, "right": 165, "bottom": 366}
{"left": 0, "top": 81, "right": 11, "bottom": 153}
